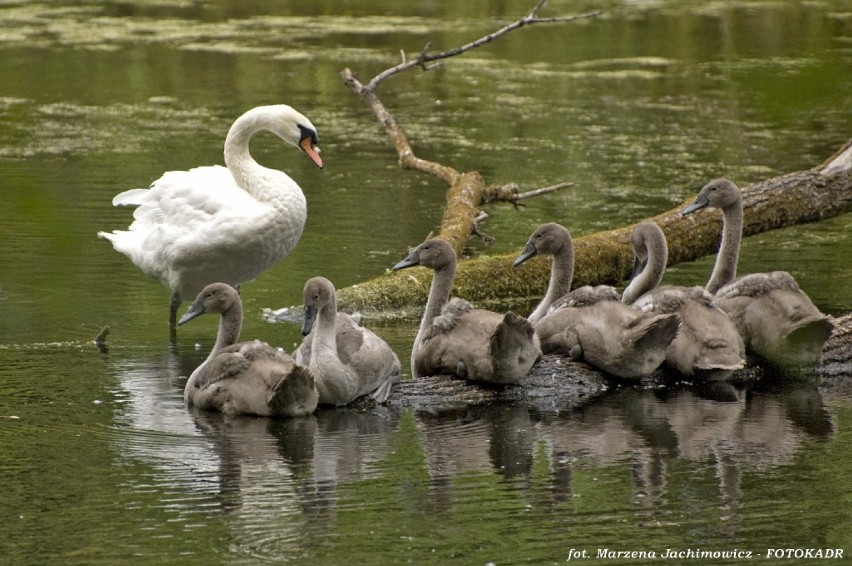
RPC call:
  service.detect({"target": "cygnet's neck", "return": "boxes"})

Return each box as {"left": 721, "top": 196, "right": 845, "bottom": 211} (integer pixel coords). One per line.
{"left": 313, "top": 293, "right": 339, "bottom": 356}
{"left": 211, "top": 301, "right": 243, "bottom": 360}
{"left": 707, "top": 198, "right": 743, "bottom": 294}
{"left": 411, "top": 261, "right": 455, "bottom": 378}
{"left": 622, "top": 237, "right": 666, "bottom": 305}
{"left": 419, "top": 262, "right": 455, "bottom": 339}
{"left": 529, "top": 241, "right": 574, "bottom": 324}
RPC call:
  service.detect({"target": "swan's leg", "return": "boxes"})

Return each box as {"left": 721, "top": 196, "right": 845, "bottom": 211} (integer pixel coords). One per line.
{"left": 169, "top": 292, "right": 182, "bottom": 342}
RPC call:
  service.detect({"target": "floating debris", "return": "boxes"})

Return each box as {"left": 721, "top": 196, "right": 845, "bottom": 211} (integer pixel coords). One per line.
{"left": 94, "top": 325, "right": 110, "bottom": 353}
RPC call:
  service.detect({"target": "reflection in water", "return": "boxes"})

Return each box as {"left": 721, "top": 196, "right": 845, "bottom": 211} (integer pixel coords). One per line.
{"left": 1, "top": 0, "right": 850, "bottom": 561}
{"left": 109, "top": 347, "right": 835, "bottom": 558}
{"left": 414, "top": 383, "right": 834, "bottom": 517}
{"left": 109, "top": 349, "right": 402, "bottom": 557}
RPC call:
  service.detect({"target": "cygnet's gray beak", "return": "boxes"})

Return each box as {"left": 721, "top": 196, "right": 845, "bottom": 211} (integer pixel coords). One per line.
{"left": 178, "top": 300, "right": 206, "bottom": 326}
{"left": 301, "top": 304, "right": 317, "bottom": 337}
{"left": 392, "top": 249, "right": 421, "bottom": 271}
{"left": 682, "top": 193, "right": 709, "bottom": 216}
{"left": 512, "top": 240, "right": 538, "bottom": 267}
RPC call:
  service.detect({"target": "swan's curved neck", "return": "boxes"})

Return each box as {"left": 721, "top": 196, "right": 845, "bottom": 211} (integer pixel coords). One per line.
{"left": 211, "top": 301, "right": 243, "bottom": 360}
{"left": 622, "top": 238, "right": 666, "bottom": 305}
{"left": 707, "top": 199, "right": 743, "bottom": 294}
{"left": 313, "top": 293, "right": 339, "bottom": 355}
{"left": 224, "top": 108, "right": 273, "bottom": 193}
{"left": 411, "top": 262, "right": 455, "bottom": 377}
{"left": 529, "top": 240, "right": 574, "bottom": 324}
{"left": 420, "top": 263, "right": 454, "bottom": 335}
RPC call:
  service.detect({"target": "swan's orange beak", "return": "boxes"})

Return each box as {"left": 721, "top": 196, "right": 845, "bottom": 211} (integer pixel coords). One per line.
{"left": 300, "top": 137, "right": 324, "bottom": 169}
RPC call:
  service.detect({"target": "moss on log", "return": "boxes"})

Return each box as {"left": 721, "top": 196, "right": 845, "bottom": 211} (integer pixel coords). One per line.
{"left": 338, "top": 143, "right": 852, "bottom": 317}
{"left": 439, "top": 171, "right": 488, "bottom": 254}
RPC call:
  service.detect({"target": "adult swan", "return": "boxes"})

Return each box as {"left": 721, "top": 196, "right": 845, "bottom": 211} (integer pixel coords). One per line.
{"left": 98, "top": 104, "right": 323, "bottom": 334}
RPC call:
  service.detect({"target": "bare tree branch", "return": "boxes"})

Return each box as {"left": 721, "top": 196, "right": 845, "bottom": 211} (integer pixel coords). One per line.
{"left": 515, "top": 181, "right": 575, "bottom": 200}
{"left": 342, "top": 1, "right": 596, "bottom": 253}
{"left": 363, "top": 7, "right": 602, "bottom": 91}
{"left": 482, "top": 181, "right": 575, "bottom": 206}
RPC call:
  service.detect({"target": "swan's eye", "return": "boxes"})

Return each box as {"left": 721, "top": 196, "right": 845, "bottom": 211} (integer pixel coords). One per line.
{"left": 297, "top": 124, "right": 318, "bottom": 145}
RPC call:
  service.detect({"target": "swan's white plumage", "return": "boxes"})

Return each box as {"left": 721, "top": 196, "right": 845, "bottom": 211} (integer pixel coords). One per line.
{"left": 98, "top": 104, "right": 322, "bottom": 321}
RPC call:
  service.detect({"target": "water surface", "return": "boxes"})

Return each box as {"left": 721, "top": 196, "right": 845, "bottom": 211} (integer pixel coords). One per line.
{"left": 1, "top": 0, "right": 851, "bottom": 563}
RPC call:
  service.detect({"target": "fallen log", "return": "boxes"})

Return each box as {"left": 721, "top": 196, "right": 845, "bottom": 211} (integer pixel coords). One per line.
{"left": 337, "top": 139, "right": 852, "bottom": 317}
{"left": 380, "top": 313, "right": 852, "bottom": 414}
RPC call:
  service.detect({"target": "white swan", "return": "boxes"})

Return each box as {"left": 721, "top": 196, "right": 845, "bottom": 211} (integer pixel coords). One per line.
{"left": 296, "top": 277, "right": 401, "bottom": 405}
{"left": 98, "top": 104, "right": 323, "bottom": 332}
{"left": 682, "top": 178, "right": 833, "bottom": 367}
{"left": 178, "top": 283, "right": 319, "bottom": 417}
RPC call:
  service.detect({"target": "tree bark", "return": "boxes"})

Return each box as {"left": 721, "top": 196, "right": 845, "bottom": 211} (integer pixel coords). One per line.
{"left": 337, "top": 139, "right": 852, "bottom": 316}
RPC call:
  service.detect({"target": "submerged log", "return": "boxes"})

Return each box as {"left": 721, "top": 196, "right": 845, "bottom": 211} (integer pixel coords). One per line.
{"left": 384, "top": 356, "right": 610, "bottom": 414}
{"left": 381, "top": 313, "right": 852, "bottom": 414}
{"left": 338, "top": 140, "right": 852, "bottom": 317}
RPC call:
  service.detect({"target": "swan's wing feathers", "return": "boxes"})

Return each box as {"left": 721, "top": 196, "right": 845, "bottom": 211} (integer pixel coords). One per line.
{"left": 554, "top": 285, "right": 619, "bottom": 309}
{"left": 111, "top": 188, "right": 149, "bottom": 207}
{"left": 369, "top": 376, "right": 397, "bottom": 404}
{"left": 646, "top": 287, "right": 686, "bottom": 313}
{"left": 192, "top": 352, "right": 251, "bottom": 391}
{"left": 225, "top": 339, "right": 291, "bottom": 365}
{"left": 628, "top": 312, "right": 681, "bottom": 350}
{"left": 631, "top": 293, "right": 657, "bottom": 313}
{"left": 443, "top": 297, "right": 474, "bottom": 317}
{"left": 202, "top": 340, "right": 289, "bottom": 381}
{"left": 490, "top": 311, "right": 535, "bottom": 353}
{"left": 717, "top": 271, "right": 802, "bottom": 298}
{"left": 333, "top": 314, "right": 365, "bottom": 365}
{"left": 686, "top": 286, "right": 715, "bottom": 307}
{"left": 350, "top": 329, "right": 401, "bottom": 372}
{"left": 122, "top": 166, "right": 264, "bottom": 234}
{"left": 422, "top": 298, "right": 473, "bottom": 341}
{"left": 340, "top": 319, "right": 402, "bottom": 398}
{"left": 634, "top": 285, "right": 714, "bottom": 314}
{"left": 267, "top": 365, "right": 318, "bottom": 417}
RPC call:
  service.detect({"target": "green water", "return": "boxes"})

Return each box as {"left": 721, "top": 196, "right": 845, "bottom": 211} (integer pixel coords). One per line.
{"left": 1, "top": 0, "right": 851, "bottom": 563}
